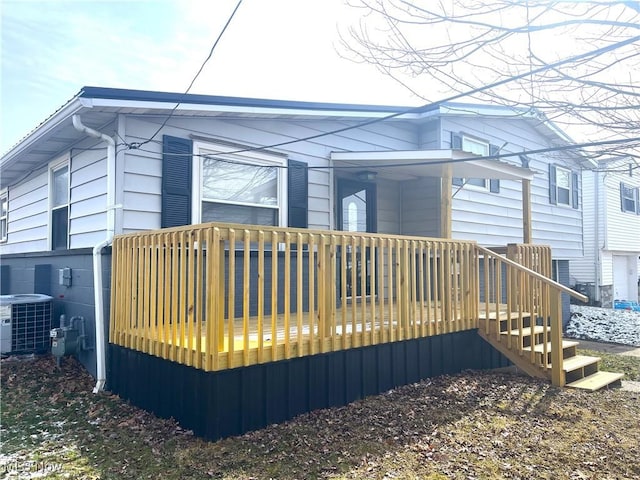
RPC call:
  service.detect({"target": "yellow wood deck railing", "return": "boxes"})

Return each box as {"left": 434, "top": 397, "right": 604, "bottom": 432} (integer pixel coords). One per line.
{"left": 477, "top": 245, "right": 587, "bottom": 386}
{"left": 109, "top": 223, "right": 480, "bottom": 371}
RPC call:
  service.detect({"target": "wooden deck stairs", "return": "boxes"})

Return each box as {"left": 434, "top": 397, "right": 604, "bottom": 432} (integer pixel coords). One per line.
{"left": 478, "top": 311, "right": 624, "bottom": 391}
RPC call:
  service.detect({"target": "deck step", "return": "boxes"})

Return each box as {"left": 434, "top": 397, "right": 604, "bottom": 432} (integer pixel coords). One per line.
{"left": 479, "top": 311, "right": 531, "bottom": 320}
{"left": 566, "top": 371, "right": 625, "bottom": 392}
{"left": 500, "top": 325, "right": 549, "bottom": 336}
{"left": 522, "top": 340, "right": 580, "bottom": 354}
{"left": 558, "top": 354, "right": 600, "bottom": 373}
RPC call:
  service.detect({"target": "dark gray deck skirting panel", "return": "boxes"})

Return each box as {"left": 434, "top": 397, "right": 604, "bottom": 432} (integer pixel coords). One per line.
{"left": 108, "top": 330, "right": 510, "bottom": 441}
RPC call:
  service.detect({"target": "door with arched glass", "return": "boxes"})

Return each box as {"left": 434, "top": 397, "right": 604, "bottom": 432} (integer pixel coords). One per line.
{"left": 337, "top": 179, "right": 377, "bottom": 299}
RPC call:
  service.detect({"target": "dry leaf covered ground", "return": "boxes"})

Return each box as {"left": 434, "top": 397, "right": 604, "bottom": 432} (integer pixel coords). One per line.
{"left": 2, "top": 350, "right": 639, "bottom": 480}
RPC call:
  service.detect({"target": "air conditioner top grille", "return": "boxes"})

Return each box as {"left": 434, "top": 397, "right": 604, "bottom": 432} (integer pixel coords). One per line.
{"left": 0, "top": 294, "right": 53, "bottom": 305}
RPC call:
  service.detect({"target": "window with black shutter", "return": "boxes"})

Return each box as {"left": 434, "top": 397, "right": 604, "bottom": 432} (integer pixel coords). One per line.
{"left": 162, "top": 136, "right": 308, "bottom": 228}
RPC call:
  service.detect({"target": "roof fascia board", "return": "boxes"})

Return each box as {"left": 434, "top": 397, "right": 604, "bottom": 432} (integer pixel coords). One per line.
{"left": 439, "top": 102, "right": 531, "bottom": 118}
{"left": 80, "top": 86, "right": 411, "bottom": 113}
{"left": 437, "top": 101, "right": 574, "bottom": 138}
{"left": 466, "top": 158, "right": 535, "bottom": 181}
{"left": 331, "top": 149, "right": 535, "bottom": 181}
{"left": 86, "top": 97, "right": 421, "bottom": 120}
{"left": 331, "top": 149, "right": 456, "bottom": 162}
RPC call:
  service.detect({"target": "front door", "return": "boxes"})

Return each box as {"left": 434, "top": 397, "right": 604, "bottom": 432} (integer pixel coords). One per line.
{"left": 337, "top": 179, "right": 376, "bottom": 298}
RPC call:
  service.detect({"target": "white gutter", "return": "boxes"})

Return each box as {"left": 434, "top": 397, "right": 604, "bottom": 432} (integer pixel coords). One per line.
{"left": 72, "top": 115, "right": 115, "bottom": 394}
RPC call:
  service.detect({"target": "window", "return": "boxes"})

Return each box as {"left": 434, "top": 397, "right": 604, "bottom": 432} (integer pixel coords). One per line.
{"left": 0, "top": 193, "right": 7, "bottom": 242}
{"left": 461, "top": 136, "right": 489, "bottom": 188}
{"left": 162, "top": 135, "right": 308, "bottom": 229}
{"left": 193, "top": 142, "right": 286, "bottom": 226}
{"left": 620, "top": 183, "right": 640, "bottom": 214}
{"left": 50, "top": 163, "right": 69, "bottom": 250}
{"left": 451, "top": 133, "right": 500, "bottom": 192}
{"left": 549, "top": 164, "right": 578, "bottom": 209}
{"left": 462, "top": 136, "right": 490, "bottom": 156}
{"left": 555, "top": 166, "right": 571, "bottom": 205}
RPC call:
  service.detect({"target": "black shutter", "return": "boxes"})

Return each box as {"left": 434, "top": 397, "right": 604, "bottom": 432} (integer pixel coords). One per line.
{"left": 489, "top": 144, "right": 500, "bottom": 193}
{"left": 549, "top": 164, "right": 557, "bottom": 205}
{"left": 287, "top": 159, "right": 308, "bottom": 228}
{"left": 636, "top": 188, "right": 640, "bottom": 215}
{"left": 162, "top": 135, "right": 193, "bottom": 228}
{"left": 451, "top": 132, "right": 462, "bottom": 149}
{"left": 620, "top": 182, "right": 626, "bottom": 212}
{"left": 571, "top": 172, "right": 579, "bottom": 209}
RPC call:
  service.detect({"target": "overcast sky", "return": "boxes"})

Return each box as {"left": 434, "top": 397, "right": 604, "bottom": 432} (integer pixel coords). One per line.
{"left": 1, "top": 0, "right": 424, "bottom": 153}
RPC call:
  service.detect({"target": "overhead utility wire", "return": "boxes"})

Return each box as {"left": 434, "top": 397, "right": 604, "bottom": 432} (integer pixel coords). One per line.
{"left": 133, "top": 134, "right": 640, "bottom": 172}
{"left": 129, "top": 0, "right": 244, "bottom": 150}
{"left": 122, "top": 21, "right": 639, "bottom": 161}
{"left": 124, "top": 33, "right": 639, "bottom": 154}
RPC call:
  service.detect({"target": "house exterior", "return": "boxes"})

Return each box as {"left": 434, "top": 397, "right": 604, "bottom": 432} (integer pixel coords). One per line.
{"left": 571, "top": 158, "right": 640, "bottom": 306}
{"left": 1, "top": 87, "right": 605, "bottom": 439}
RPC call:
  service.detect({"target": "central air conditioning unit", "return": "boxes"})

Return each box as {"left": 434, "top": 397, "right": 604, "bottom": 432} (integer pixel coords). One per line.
{"left": 0, "top": 294, "right": 53, "bottom": 354}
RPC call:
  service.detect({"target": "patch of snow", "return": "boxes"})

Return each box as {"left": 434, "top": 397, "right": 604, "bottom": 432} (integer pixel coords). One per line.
{"left": 567, "top": 305, "right": 640, "bottom": 347}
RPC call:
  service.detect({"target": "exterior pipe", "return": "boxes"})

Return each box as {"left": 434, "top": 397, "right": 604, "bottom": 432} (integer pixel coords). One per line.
{"left": 72, "top": 115, "right": 115, "bottom": 393}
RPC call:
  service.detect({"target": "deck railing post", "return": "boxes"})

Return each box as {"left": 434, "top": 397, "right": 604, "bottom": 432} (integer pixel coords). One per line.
{"left": 318, "top": 235, "right": 332, "bottom": 343}
{"left": 550, "top": 289, "right": 565, "bottom": 387}
{"left": 217, "top": 236, "right": 226, "bottom": 352}
{"left": 506, "top": 244, "right": 519, "bottom": 312}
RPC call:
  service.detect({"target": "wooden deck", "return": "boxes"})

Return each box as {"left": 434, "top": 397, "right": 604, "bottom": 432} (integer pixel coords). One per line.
{"left": 109, "top": 222, "right": 597, "bottom": 388}
{"left": 116, "top": 299, "right": 484, "bottom": 371}
{"left": 105, "top": 229, "right": 623, "bottom": 442}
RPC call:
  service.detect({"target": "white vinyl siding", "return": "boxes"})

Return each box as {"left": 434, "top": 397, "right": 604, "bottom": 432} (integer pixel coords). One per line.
{"left": 600, "top": 251, "right": 614, "bottom": 285}
{"left": 442, "top": 116, "right": 583, "bottom": 258}
{"left": 570, "top": 169, "right": 596, "bottom": 283}
{"left": 604, "top": 169, "right": 640, "bottom": 252}
{"left": 0, "top": 170, "right": 49, "bottom": 254}
{"left": 571, "top": 160, "right": 640, "bottom": 301}
{"left": 3, "top": 104, "right": 590, "bottom": 263}
{"left": 121, "top": 116, "right": 417, "bottom": 234}
{"left": 401, "top": 177, "right": 441, "bottom": 238}
{"left": 418, "top": 119, "right": 440, "bottom": 150}
{"left": 68, "top": 138, "right": 110, "bottom": 249}
{"left": 376, "top": 178, "right": 402, "bottom": 235}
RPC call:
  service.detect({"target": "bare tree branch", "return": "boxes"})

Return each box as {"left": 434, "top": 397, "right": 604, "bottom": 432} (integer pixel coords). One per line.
{"left": 341, "top": 0, "right": 640, "bottom": 163}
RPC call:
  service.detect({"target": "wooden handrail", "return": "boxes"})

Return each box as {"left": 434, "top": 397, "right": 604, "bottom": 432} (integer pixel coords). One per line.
{"left": 475, "top": 245, "right": 588, "bottom": 303}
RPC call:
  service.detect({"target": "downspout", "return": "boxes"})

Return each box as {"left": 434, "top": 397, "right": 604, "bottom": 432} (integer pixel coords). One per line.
{"left": 594, "top": 170, "right": 601, "bottom": 304}
{"left": 72, "top": 115, "right": 115, "bottom": 394}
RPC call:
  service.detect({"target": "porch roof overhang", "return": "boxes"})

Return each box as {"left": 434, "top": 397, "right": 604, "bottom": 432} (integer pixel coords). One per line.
{"left": 330, "top": 149, "right": 535, "bottom": 182}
